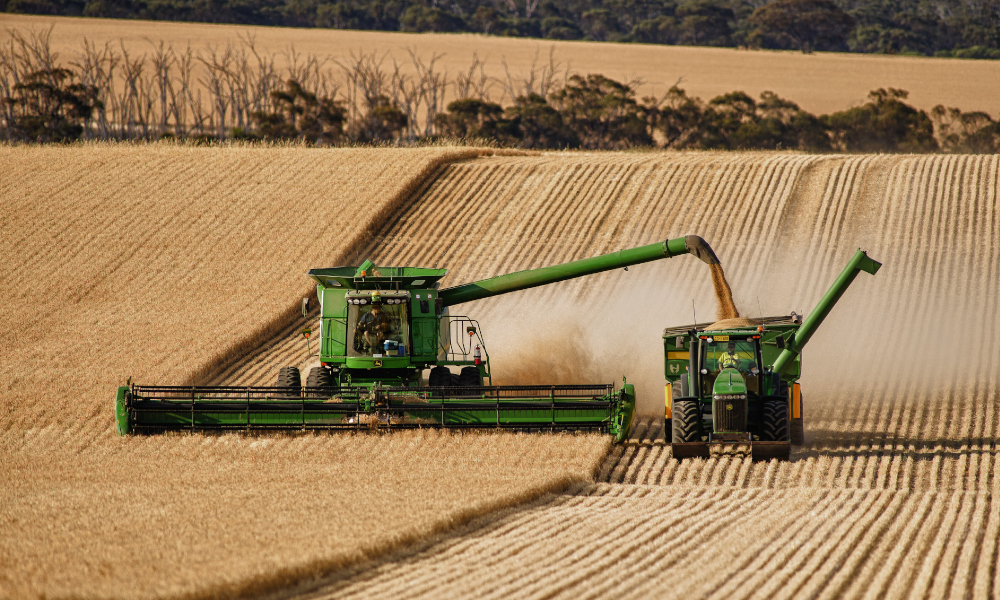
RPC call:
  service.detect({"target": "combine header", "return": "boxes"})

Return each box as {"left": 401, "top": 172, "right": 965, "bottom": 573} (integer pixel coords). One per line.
{"left": 663, "top": 249, "right": 881, "bottom": 461}
{"left": 117, "top": 236, "right": 722, "bottom": 442}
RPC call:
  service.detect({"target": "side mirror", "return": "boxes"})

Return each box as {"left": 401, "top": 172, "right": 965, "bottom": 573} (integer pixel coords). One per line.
{"left": 302, "top": 297, "right": 310, "bottom": 318}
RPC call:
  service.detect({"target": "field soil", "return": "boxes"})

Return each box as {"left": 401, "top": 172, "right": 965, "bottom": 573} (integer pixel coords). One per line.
{"left": 4, "top": 13, "right": 1000, "bottom": 115}
{"left": 0, "top": 144, "right": 611, "bottom": 599}
{"left": 243, "top": 151, "right": 995, "bottom": 599}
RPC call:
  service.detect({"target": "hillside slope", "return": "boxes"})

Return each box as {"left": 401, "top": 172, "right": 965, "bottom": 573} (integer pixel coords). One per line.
{"left": 0, "top": 145, "right": 612, "bottom": 599}
{"left": 266, "top": 151, "right": 999, "bottom": 599}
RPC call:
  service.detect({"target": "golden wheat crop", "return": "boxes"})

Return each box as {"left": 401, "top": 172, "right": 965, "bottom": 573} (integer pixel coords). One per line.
{"left": 4, "top": 147, "right": 998, "bottom": 598}
{"left": 260, "top": 151, "right": 999, "bottom": 599}
{"left": 4, "top": 13, "right": 1000, "bottom": 116}
{"left": 0, "top": 143, "right": 616, "bottom": 599}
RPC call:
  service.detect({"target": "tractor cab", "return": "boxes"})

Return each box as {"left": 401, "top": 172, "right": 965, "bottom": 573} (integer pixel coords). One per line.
{"left": 699, "top": 334, "right": 764, "bottom": 400}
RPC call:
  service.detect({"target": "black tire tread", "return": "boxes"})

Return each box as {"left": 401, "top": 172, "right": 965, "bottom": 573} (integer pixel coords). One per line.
{"left": 306, "top": 367, "right": 334, "bottom": 389}
{"left": 428, "top": 366, "right": 453, "bottom": 387}
{"left": 458, "top": 366, "right": 481, "bottom": 386}
{"left": 277, "top": 366, "right": 301, "bottom": 396}
{"left": 761, "top": 398, "right": 789, "bottom": 441}
{"left": 672, "top": 399, "right": 702, "bottom": 443}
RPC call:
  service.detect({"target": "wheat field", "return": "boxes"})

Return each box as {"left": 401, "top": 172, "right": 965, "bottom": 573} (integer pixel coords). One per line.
{"left": 4, "top": 13, "right": 1000, "bottom": 115}
{"left": 0, "top": 144, "right": 615, "bottom": 599}
{"left": 3, "top": 148, "right": 998, "bottom": 598}
{"left": 233, "top": 152, "right": 997, "bottom": 599}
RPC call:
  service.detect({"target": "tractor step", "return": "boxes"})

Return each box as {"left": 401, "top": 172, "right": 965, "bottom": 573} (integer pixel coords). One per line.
{"left": 671, "top": 442, "right": 710, "bottom": 459}
{"left": 751, "top": 441, "right": 790, "bottom": 461}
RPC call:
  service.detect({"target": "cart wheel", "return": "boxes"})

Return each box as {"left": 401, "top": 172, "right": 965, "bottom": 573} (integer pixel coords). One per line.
{"left": 761, "top": 398, "right": 789, "bottom": 441}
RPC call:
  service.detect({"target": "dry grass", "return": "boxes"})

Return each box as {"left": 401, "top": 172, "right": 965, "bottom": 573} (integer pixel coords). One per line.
{"left": 4, "top": 13, "right": 1000, "bottom": 115}
{"left": 0, "top": 143, "right": 614, "bottom": 599}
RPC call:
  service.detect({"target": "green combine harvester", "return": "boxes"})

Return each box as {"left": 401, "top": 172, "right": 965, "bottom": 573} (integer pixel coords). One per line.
{"left": 663, "top": 249, "right": 881, "bottom": 461}
{"left": 116, "top": 236, "right": 722, "bottom": 443}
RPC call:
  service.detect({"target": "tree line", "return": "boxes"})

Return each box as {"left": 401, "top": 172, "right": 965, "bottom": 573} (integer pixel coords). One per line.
{"left": 5, "top": 0, "right": 1000, "bottom": 58}
{"left": 3, "top": 29, "right": 998, "bottom": 151}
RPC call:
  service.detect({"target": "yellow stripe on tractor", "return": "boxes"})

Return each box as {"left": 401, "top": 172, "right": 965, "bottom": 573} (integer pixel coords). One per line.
{"left": 666, "top": 351, "right": 689, "bottom": 360}
{"left": 792, "top": 382, "right": 801, "bottom": 419}
{"left": 665, "top": 383, "right": 673, "bottom": 419}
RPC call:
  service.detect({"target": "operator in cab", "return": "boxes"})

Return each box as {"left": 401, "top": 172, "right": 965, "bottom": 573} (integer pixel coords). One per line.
{"left": 719, "top": 341, "right": 740, "bottom": 370}
{"left": 356, "top": 297, "right": 394, "bottom": 354}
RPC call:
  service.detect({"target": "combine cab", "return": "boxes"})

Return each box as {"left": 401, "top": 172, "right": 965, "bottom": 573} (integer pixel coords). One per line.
{"left": 117, "top": 236, "right": 722, "bottom": 443}
{"left": 663, "top": 249, "right": 881, "bottom": 461}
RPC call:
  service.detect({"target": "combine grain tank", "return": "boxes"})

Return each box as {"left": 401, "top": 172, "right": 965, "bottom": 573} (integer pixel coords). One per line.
{"left": 663, "top": 249, "right": 881, "bottom": 461}
{"left": 116, "top": 236, "right": 721, "bottom": 443}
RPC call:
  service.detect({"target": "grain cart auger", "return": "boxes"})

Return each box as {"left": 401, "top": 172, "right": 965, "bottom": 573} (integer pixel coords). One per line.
{"left": 663, "top": 249, "right": 881, "bottom": 461}
{"left": 116, "top": 236, "right": 720, "bottom": 442}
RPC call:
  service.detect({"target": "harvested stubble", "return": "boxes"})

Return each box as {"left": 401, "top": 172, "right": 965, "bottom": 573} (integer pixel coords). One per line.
{"left": 0, "top": 143, "right": 613, "bottom": 599}
{"left": 5, "top": 13, "right": 1000, "bottom": 116}
{"left": 284, "top": 151, "right": 1000, "bottom": 599}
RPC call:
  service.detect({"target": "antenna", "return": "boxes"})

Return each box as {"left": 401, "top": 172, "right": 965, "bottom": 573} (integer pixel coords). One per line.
{"left": 757, "top": 295, "right": 763, "bottom": 319}
{"left": 691, "top": 299, "right": 697, "bottom": 327}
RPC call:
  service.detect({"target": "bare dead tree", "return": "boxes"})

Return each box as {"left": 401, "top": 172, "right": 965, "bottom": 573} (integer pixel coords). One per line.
{"left": 453, "top": 52, "right": 494, "bottom": 102}
{"left": 199, "top": 44, "right": 234, "bottom": 139}
{"left": 147, "top": 40, "right": 175, "bottom": 136}
{"left": 408, "top": 48, "right": 446, "bottom": 137}
{"left": 338, "top": 49, "right": 392, "bottom": 139}
{"left": 500, "top": 46, "right": 564, "bottom": 102}
{"left": 72, "top": 39, "right": 119, "bottom": 139}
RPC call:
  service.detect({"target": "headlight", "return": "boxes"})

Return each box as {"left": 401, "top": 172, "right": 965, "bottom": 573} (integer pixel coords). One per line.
{"left": 713, "top": 395, "right": 721, "bottom": 400}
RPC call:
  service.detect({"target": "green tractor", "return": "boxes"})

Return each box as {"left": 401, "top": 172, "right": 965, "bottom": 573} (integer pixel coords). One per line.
{"left": 663, "top": 249, "right": 881, "bottom": 461}
{"left": 116, "top": 236, "right": 721, "bottom": 443}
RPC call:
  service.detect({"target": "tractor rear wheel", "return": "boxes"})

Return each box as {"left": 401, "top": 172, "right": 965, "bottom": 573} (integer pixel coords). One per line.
{"left": 458, "top": 366, "right": 481, "bottom": 386}
{"left": 428, "top": 366, "right": 453, "bottom": 387}
{"left": 761, "top": 398, "right": 789, "bottom": 441}
{"left": 306, "top": 367, "right": 334, "bottom": 390}
{"left": 277, "top": 366, "right": 301, "bottom": 396}
{"left": 672, "top": 399, "right": 702, "bottom": 443}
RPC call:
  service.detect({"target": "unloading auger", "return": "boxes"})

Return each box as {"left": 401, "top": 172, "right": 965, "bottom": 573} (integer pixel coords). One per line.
{"left": 116, "top": 236, "right": 721, "bottom": 442}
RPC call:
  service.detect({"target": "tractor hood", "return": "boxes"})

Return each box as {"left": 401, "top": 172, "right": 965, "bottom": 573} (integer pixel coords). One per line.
{"left": 712, "top": 369, "right": 747, "bottom": 397}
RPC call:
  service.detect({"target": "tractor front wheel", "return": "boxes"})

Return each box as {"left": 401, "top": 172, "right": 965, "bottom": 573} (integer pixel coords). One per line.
{"left": 761, "top": 398, "right": 789, "bottom": 441}
{"left": 672, "top": 399, "right": 702, "bottom": 443}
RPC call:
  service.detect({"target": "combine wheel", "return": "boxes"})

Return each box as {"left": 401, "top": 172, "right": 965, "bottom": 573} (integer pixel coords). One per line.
{"left": 277, "top": 366, "right": 302, "bottom": 397}
{"left": 306, "top": 367, "right": 334, "bottom": 390}
{"left": 458, "top": 366, "right": 481, "bottom": 386}
{"left": 428, "top": 366, "right": 453, "bottom": 387}
{"left": 761, "top": 398, "right": 789, "bottom": 441}
{"left": 672, "top": 399, "right": 702, "bottom": 443}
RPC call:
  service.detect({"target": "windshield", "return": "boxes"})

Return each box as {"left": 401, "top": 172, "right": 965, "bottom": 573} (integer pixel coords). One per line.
{"left": 347, "top": 303, "right": 408, "bottom": 358}
{"left": 703, "top": 338, "right": 756, "bottom": 373}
